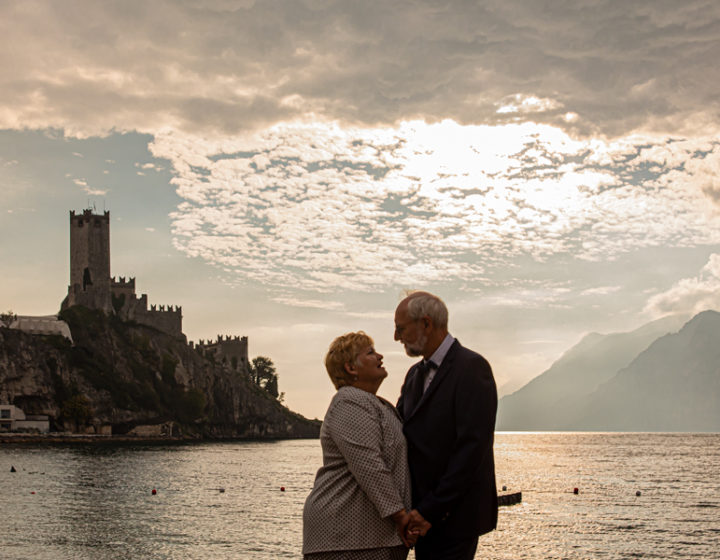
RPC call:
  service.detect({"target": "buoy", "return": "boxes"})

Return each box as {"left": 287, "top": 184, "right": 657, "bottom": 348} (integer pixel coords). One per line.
{"left": 151, "top": 488, "right": 157, "bottom": 495}
{"left": 573, "top": 488, "right": 579, "bottom": 495}
{"left": 31, "top": 491, "right": 35, "bottom": 494}
{"left": 10, "top": 466, "right": 16, "bottom": 472}
{"left": 219, "top": 488, "right": 225, "bottom": 493}
{"left": 502, "top": 485, "right": 507, "bottom": 491}
{"left": 636, "top": 490, "right": 641, "bottom": 497}
{"left": 280, "top": 486, "right": 285, "bottom": 492}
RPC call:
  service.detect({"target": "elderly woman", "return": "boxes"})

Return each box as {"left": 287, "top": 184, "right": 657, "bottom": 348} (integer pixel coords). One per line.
{"left": 303, "top": 331, "right": 420, "bottom": 560}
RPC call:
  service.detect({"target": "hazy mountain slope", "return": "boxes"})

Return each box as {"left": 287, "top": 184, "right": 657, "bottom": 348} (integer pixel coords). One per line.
{"left": 565, "top": 310, "right": 720, "bottom": 431}
{"left": 496, "top": 314, "right": 687, "bottom": 430}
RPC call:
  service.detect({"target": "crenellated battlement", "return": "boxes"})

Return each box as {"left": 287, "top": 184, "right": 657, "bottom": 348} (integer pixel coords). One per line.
{"left": 196, "top": 334, "right": 248, "bottom": 346}
{"left": 70, "top": 209, "right": 110, "bottom": 223}
{"left": 149, "top": 304, "right": 182, "bottom": 314}
{"left": 111, "top": 276, "right": 136, "bottom": 289}
{"left": 195, "top": 334, "right": 249, "bottom": 370}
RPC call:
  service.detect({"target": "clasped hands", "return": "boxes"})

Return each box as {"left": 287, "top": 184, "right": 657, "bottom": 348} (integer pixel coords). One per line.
{"left": 391, "top": 508, "right": 431, "bottom": 548}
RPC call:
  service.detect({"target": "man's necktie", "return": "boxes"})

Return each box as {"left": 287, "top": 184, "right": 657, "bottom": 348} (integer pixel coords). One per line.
{"left": 405, "top": 359, "right": 436, "bottom": 415}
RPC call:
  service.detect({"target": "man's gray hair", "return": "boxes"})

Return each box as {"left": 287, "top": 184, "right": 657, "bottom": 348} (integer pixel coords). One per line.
{"left": 405, "top": 291, "right": 449, "bottom": 329}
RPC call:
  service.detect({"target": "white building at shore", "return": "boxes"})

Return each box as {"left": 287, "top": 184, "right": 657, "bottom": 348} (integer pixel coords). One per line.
{"left": 0, "top": 404, "right": 50, "bottom": 433}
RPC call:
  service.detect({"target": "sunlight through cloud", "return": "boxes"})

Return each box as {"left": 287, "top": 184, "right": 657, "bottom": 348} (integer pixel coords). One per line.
{"left": 150, "top": 121, "right": 720, "bottom": 293}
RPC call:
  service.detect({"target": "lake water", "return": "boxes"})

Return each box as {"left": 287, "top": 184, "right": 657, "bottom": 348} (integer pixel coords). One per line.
{"left": 1, "top": 433, "right": 718, "bottom": 559}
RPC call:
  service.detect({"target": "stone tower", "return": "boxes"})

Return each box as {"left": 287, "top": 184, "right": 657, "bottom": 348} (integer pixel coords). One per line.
{"left": 62, "top": 209, "right": 112, "bottom": 313}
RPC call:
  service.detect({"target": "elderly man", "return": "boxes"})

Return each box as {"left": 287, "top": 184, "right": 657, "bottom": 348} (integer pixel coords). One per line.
{"left": 395, "top": 291, "right": 498, "bottom": 560}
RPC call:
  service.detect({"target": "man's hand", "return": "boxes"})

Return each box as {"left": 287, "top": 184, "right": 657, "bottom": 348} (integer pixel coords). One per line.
{"left": 405, "top": 508, "right": 432, "bottom": 542}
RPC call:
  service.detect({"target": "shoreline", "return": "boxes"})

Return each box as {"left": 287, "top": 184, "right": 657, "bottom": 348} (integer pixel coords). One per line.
{"left": 0, "top": 432, "right": 196, "bottom": 445}
{"left": 0, "top": 432, "right": 315, "bottom": 445}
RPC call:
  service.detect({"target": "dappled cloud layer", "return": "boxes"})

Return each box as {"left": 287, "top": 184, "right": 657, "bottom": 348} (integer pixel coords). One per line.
{"left": 150, "top": 121, "right": 720, "bottom": 292}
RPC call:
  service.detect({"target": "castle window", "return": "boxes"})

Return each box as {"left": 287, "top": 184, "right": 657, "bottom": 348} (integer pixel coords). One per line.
{"left": 1, "top": 409, "right": 10, "bottom": 419}
{"left": 94, "top": 220, "right": 101, "bottom": 227}
{"left": 83, "top": 267, "right": 93, "bottom": 290}
{"left": 77, "top": 219, "right": 84, "bottom": 227}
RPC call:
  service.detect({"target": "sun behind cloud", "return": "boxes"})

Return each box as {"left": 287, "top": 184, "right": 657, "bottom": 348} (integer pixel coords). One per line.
{"left": 148, "top": 120, "right": 720, "bottom": 294}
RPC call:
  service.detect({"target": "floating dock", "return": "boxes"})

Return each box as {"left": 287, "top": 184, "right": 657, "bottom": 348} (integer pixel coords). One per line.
{"left": 498, "top": 491, "right": 522, "bottom": 506}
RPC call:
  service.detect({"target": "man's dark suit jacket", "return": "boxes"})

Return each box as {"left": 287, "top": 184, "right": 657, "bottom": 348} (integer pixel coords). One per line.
{"left": 397, "top": 339, "right": 498, "bottom": 540}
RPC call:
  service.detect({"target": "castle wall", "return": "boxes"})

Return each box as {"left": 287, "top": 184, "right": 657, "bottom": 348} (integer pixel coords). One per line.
{"left": 111, "top": 277, "right": 135, "bottom": 298}
{"left": 135, "top": 305, "right": 184, "bottom": 339}
{"left": 197, "top": 336, "right": 249, "bottom": 370}
{"left": 114, "top": 289, "right": 184, "bottom": 339}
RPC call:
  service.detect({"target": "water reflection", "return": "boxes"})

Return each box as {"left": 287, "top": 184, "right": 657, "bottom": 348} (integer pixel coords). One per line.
{"left": 2, "top": 435, "right": 719, "bottom": 559}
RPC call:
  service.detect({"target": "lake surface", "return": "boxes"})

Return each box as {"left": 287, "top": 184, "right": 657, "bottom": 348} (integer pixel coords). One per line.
{"left": 1, "top": 433, "right": 718, "bottom": 559}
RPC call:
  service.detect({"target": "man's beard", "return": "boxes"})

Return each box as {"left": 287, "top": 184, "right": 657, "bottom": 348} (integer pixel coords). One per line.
{"left": 404, "top": 332, "right": 427, "bottom": 357}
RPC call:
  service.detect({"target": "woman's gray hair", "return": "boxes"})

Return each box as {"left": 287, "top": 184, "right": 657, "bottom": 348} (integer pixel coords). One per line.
{"left": 405, "top": 291, "right": 449, "bottom": 329}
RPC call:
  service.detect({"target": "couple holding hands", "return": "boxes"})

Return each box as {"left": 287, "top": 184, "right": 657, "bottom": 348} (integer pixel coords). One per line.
{"left": 303, "top": 292, "right": 498, "bottom": 560}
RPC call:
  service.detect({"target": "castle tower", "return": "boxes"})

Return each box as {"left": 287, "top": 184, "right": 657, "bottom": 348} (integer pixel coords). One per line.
{"left": 62, "top": 209, "right": 112, "bottom": 313}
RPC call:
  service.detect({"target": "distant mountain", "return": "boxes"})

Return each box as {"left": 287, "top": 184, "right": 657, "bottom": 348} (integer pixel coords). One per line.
{"left": 496, "top": 313, "right": 689, "bottom": 431}
{"left": 564, "top": 310, "right": 720, "bottom": 431}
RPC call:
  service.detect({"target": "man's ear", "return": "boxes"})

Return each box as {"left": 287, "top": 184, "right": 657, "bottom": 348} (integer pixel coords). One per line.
{"left": 421, "top": 315, "right": 432, "bottom": 331}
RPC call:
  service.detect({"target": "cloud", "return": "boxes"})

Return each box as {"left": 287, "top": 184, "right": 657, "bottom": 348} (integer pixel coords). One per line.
{"left": 685, "top": 148, "right": 720, "bottom": 203}
{"left": 580, "top": 286, "right": 621, "bottom": 297}
{"left": 146, "top": 120, "right": 720, "bottom": 294}
{"left": 270, "top": 295, "right": 345, "bottom": 311}
{"left": 136, "top": 162, "right": 163, "bottom": 171}
{"left": 1, "top": 1, "right": 719, "bottom": 138}
{"left": 72, "top": 177, "right": 107, "bottom": 196}
{"left": 644, "top": 253, "right": 720, "bottom": 316}
{"left": 496, "top": 95, "right": 562, "bottom": 115}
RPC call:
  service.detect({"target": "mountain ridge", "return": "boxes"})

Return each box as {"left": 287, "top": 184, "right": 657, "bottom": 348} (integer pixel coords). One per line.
{"left": 562, "top": 310, "right": 720, "bottom": 431}
{"left": 495, "top": 311, "right": 719, "bottom": 431}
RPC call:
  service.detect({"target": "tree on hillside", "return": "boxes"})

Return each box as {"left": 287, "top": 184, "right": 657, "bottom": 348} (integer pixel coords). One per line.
{"left": 248, "top": 356, "right": 280, "bottom": 399}
{"left": 61, "top": 394, "right": 94, "bottom": 431}
{"left": 0, "top": 310, "right": 17, "bottom": 328}
{"left": 264, "top": 373, "right": 279, "bottom": 399}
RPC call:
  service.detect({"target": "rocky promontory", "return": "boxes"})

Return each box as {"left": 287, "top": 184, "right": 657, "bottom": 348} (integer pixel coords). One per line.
{"left": 0, "top": 306, "right": 320, "bottom": 440}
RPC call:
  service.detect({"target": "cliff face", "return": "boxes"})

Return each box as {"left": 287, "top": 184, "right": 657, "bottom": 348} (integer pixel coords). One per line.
{"left": 0, "top": 306, "right": 320, "bottom": 439}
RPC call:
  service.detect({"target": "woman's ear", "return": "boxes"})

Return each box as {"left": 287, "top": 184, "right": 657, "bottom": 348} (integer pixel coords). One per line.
{"left": 344, "top": 361, "right": 356, "bottom": 375}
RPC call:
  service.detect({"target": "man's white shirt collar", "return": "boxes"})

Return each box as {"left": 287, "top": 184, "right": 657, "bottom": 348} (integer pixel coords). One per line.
{"left": 423, "top": 333, "right": 455, "bottom": 391}
{"left": 428, "top": 333, "right": 455, "bottom": 369}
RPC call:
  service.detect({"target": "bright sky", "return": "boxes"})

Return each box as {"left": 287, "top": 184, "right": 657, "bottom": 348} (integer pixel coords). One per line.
{"left": 2, "top": 1, "right": 720, "bottom": 419}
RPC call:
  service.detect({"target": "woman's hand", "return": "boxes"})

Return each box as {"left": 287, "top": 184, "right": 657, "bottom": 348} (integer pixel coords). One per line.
{"left": 390, "top": 509, "right": 414, "bottom": 547}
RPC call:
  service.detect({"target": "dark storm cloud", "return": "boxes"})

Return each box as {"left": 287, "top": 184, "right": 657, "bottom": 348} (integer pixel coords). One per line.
{"left": 1, "top": 0, "right": 719, "bottom": 137}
